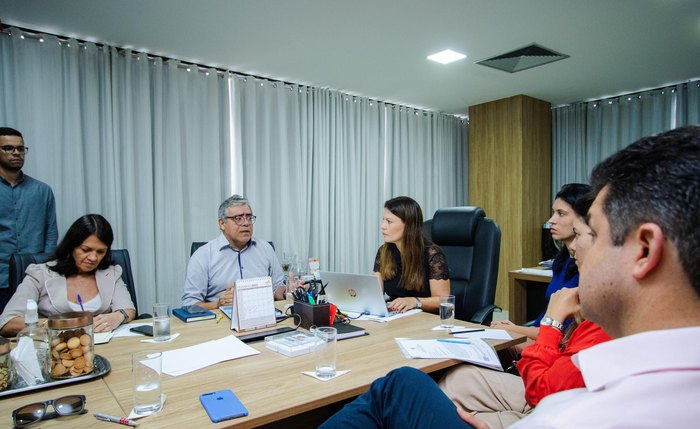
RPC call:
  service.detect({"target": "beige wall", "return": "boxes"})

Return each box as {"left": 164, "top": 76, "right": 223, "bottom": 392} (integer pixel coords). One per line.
{"left": 468, "top": 95, "right": 552, "bottom": 310}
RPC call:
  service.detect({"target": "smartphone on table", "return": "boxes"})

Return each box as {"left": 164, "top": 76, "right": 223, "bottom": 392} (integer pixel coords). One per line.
{"left": 130, "top": 325, "right": 153, "bottom": 336}
{"left": 200, "top": 389, "right": 248, "bottom": 422}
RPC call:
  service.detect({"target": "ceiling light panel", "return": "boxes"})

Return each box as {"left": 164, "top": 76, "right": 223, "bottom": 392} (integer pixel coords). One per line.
{"left": 427, "top": 49, "right": 467, "bottom": 65}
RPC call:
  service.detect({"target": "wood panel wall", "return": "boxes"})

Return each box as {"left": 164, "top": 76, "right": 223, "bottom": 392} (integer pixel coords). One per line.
{"left": 468, "top": 95, "right": 551, "bottom": 311}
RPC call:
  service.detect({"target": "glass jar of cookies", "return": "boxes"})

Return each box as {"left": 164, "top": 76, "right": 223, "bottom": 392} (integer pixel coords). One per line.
{"left": 48, "top": 312, "right": 94, "bottom": 379}
{"left": 0, "top": 336, "right": 14, "bottom": 391}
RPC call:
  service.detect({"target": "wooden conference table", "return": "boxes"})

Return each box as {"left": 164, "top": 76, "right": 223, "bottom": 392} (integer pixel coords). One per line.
{"left": 4, "top": 310, "right": 525, "bottom": 429}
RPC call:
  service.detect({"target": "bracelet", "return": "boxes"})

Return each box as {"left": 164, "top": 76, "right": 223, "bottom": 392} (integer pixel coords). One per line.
{"left": 117, "top": 309, "right": 129, "bottom": 324}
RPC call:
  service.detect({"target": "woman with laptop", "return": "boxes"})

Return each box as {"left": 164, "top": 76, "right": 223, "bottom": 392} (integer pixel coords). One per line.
{"left": 374, "top": 196, "right": 450, "bottom": 313}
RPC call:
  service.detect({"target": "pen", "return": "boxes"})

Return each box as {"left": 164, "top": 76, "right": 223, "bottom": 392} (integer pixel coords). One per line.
{"left": 450, "top": 329, "right": 485, "bottom": 335}
{"left": 216, "top": 314, "right": 224, "bottom": 324}
{"left": 77, "top": 294, "right": 85, "bottom": 311}
{"left": 437, "top": 339, "right": 472, "bottom": 345}
{"left": 94, "top": 412, "right": 139, "bottom": 427}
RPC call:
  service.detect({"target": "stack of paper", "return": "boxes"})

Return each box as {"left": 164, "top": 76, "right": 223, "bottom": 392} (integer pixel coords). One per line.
{"left": 395, "top": 338, "right": 502, "bottom": 371}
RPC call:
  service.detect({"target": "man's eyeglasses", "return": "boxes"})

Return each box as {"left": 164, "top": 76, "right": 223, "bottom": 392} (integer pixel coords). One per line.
{"left": 226, "top": 214, "right": 257, "bottom": 225}
{"left": 0, "top": 145, "right": 29, "bottom": 154}
{"left": 12, "top": 395, "right": 87, "bottom": 427}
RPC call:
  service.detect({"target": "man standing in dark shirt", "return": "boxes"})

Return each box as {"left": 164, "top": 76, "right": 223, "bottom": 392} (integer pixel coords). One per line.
{"left": 0, "top": 127, "right": 58, "bottom": 289}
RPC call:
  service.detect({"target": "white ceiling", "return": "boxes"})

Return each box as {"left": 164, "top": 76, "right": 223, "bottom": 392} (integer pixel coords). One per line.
{"left": 1, "top": 0, "right": 699, "bottom": 116}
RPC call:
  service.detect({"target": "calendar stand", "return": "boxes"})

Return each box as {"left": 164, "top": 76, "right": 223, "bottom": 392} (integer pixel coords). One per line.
{"left": 230, "top": 276, "right": 277, "bottom": 332}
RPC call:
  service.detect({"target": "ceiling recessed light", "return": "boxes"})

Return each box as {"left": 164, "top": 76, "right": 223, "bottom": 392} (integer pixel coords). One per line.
{"left": 427, "top": 49, "right": 466, "bottom": 65}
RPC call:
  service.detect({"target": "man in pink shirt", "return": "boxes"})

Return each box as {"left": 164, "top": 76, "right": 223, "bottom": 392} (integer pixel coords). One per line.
{"left": 507, "top": 126, "right": 700, "bottom": 428}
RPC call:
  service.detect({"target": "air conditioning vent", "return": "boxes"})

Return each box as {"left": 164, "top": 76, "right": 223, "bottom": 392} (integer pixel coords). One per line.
{"left": 476, "top": 43, "right": 569, "bottom": 73}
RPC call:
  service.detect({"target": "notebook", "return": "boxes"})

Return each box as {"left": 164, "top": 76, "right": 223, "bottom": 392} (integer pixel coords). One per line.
{"left": 334, "top": 323, "right": 367, "bottom": 340}
{"left": 320, "top": 271, "right": 396, "bottom": 317}
{"left": 173, "top": 305, "right": 216, "bottom": 322}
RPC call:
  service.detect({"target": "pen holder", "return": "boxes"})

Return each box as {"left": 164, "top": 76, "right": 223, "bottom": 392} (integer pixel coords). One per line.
{"left": 293, "top": 301, "right": 331, "bottom": 330}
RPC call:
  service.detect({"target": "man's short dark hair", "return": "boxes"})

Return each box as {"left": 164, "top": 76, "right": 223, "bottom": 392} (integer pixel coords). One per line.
{"left": 0, "top": 127, "right": 23, "bottom": 138}
{"left": 590, "top": 126, "right": 700, "bottom": 296}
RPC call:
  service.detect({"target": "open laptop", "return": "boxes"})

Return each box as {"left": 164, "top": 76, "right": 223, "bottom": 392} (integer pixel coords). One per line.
{"left": 320, "top": 271, "right": 397, "bottom": 317}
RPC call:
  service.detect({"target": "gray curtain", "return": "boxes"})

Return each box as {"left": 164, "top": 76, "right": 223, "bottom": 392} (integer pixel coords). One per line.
{"left": 552, "top": 80, "right": 700, "bottom": 195}
{"left": 233, "top": 78, "right": 468, "bottom": 274}
{"left": 0, "top": 28, "right": 231, "bottom": 311}
{"left": 1, "top": 25, "right": 468, "bottom": 307}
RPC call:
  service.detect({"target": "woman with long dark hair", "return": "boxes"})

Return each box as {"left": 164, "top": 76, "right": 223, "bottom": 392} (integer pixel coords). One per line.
{"left": 0, "top": 214, "right": 135, "bottom": 336}
{"left": 374, "top": 196, "right": 450, "bottom": 313}
{"left": 491, "top": 183, "right": 591, "bottom": 341}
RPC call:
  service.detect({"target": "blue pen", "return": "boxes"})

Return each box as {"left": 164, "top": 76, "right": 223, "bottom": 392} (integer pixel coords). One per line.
{"left": 77, "top": 294, "right": 85, "bottom": 311}
{"left": 437, "top": 339, "right": 471, "bottom": 345}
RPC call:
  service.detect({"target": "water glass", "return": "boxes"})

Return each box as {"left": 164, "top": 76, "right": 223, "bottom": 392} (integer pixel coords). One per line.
{"left": 439, "top": 295, "right": 456, "bottom": 328}
{"left": 152, "top": 303, "right": 171, "bottom": 341}
{"left": 313, "top": 327, "right": 337, "bottom": 379}
{"left": 281, "top": 252, "right": 295, "bottom": 274}
{"left": 132, "top": 351, "right": 162, "bottom": 415}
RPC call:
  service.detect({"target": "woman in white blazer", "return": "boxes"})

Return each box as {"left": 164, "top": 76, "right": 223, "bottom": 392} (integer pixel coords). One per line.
{"left": 0, "top": 214, "right": 135, "bottom": 336}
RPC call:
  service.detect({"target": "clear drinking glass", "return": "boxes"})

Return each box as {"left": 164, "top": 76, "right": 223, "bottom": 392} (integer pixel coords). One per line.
{"left": 313, "top": 326, "right": 337, "bottom": 379}
{"left": 152, "top": 303, "right": 171, "bottom": 341}
{"left": 281, "top": 252, "right": 294, "bottom": 274}
{"left": 439, "top": 295, "right": 456, "bottom": 328}
{"left": 132, "top": 351, "right": 162, "bottom": 415}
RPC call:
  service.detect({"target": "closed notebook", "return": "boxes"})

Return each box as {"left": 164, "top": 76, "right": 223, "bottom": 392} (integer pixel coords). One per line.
{"left": 334, "top": 323, "right": 367, "bottom": 340}
{"left": 173, "top": 305, "right": 216, "bottom": 322}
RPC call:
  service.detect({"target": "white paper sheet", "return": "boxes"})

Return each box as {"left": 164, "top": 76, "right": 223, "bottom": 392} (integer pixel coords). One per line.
{"left": 432, "top": 325, "right": 466, "bottom": 331}
{"left": 94, "top": 331, "right": 115, "bottom": 344}
{"left": 302, "top": 369, "right": 351, "bottom": 381}
{"left": 516, "top": 268, "right": 553, "bottom": 277}
{"left": 140, "top": 333, "right": 180, "bottom": 343}
{"left": 343, "top": 308, "right": 422, "bottom": 323}
{"left": 161, "top": 335, "right": 260, "bottom": 376}
{"left": 452, "top": 328, "right": 513, "bottom": 341}
{"left": 395, "top": 338, "right": 502, "bottom": 371}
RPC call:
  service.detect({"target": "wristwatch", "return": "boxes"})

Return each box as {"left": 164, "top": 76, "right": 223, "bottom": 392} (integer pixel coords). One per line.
{"left": 414, "top": 297, "right": 422, "bottom": 309}
{"left": 541, "top": 316, "right": 564, "bottom": 332}
{"left": 117, "top": 309, "right": 129, "bottom": 324}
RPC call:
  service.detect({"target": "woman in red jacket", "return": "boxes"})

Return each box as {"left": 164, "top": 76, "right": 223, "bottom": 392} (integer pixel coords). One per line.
{"left": 438, "top": 195, "right": 610, "bottom": 429}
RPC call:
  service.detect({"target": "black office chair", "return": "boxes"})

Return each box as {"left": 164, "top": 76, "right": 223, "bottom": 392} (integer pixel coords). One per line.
{"left": 190, "top": 240, "right": 275, "bottom": 256}
{"left": 422, "top": 219, "right": 433, "bottom": 243}
{"left": 4, "top": 249, "right": 146, "bottom": 317}
{"left": 109, "top": 249, "right": 142, "bottom": 316}
{"left": 427, "top": 206, "right": 502, "bottom": 325}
